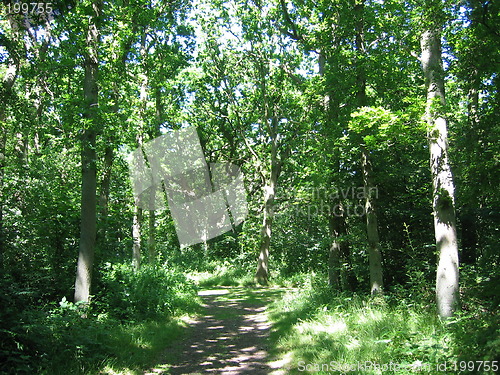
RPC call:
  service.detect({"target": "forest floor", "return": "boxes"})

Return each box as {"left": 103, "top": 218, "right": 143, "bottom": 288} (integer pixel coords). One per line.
{"left": 144, "top": 287, "right": 289, "bottom": 375}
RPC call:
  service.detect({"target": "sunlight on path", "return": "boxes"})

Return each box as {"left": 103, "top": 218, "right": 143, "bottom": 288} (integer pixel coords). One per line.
{"left": 144, "top": 287, "right": 289, "bottom": 375}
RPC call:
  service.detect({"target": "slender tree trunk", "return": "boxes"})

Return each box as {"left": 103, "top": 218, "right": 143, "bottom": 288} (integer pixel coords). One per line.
{"left": 328, "top": 199, "right": 357, "bottom": 291}
{"left": 255, "top": 126, "right": 281, "bottom": 285}
{"left": 421, "top": 27, "right": 459, "bottom": 319}
{"left": 320, "top": 44, "right": 357, "bottom": 292}
{"left": 131, "top": 32, "right": 150, "bottom": 270}
{"left": 75, "top": 128, "right": 97, "bottom": 303}
{"left": 255, "top": 180, "right": 275, "bottom": 285}
{"left": 361, "top": 146, "right": 384, "bottom": 294}
{"left": 321, "top": 50, "right": 340, "bottom": 290}
{"left": 255, "top": 165, "right": 279, "bottom": 284}
{"left": 0, "top": 15, "right": 22, "bottom": 271}
{"left": 148, "top": 209, "right": 156, "bottom": 264}
{"left": 328, "top": 215, "right": 342, "bottom": 288}
{"left": 354, "top": 0, "right": 383, "bottom": 295}
{"left": 132, "top": 201, "right": 142, "bottom": 271}
{"left": 74, "top": 0, "right": 100, "bottom": 304}
{"left": 131, "top": 135, "right": 143, "bottom": 271}
{"left": 253, "top": 54, "right": 283, "bottom": 285}
{"left": 0, "top": 120, "right": 6, "bottom": 271}
{"left": 148, "top": 86, "right": 163, "bottom": 264}
{"left": 354, "top": 0, "right": 367, "bottom": 107}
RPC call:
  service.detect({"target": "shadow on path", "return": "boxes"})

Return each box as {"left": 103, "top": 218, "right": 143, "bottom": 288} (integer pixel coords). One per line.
{"left": 145, "top": 287, "right": 285, "bottom": 375}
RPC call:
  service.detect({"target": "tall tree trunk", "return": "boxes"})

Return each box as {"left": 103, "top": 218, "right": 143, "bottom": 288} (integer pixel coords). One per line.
{"left": 131, "top": 31, "right": 149, "bottom": 270}
{"left": 327, "top": 171, "right": 354, "bottom": 290}
{"left": 74, "top": 0, "right": 100, "bottom": 304}
{"left": 361, "top": 146, "right": 383, "bottom": 294}
{"left": 148, "top": 86, "right": 163, "bottom": 264}
{"left": 328, "top": 214, "right": 342, "bottom": 288}
{"left": 255, "top": 168, "right": 278, "bottom": 285}
{"left": 0, "top": 14, "right": 22, "bottom": 271}
{"left": 255, "top": 190, "right": 273, "bottom": 284}
{"left": 132, "top": 133, "right": 144, "bottom": 271}
{"left": 355, "top": 0, "right": 383, "bottom": 294}
{"left": 328, "top": 201, "right": 357, "bottom": 291}
{"left": 421, "top": 26, "right": 459, "bottom": 319}
{"left": 320, "top": 45, "right": 357, "bottom": 292}
{"left": 255, "top": 122, "right": 281, "bottom": 285}
{"left": 148, "top": 208, "right": 156, "bottom": 264}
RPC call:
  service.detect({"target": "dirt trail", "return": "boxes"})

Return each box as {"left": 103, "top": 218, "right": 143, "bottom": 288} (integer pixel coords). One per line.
{"left": 145, "top": 287, "right": 285, "bottom": 375}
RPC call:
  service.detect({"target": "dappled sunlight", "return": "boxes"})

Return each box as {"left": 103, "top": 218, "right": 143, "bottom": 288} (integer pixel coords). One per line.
{"left": 198, "top": 289, "right": 230, "bottom": 296}
{"left": 265, "top": 286, "right": 461, "bottom": 374}
{"left": 267, "top": 351, "right": 294, "bottom": 375}
{"left": 357, "top": 309, "right": 384, "bottom": 324}
{"left": 296, "top": 316, "right": 348, "bottom": 335}
{"left": 146, "top": 287, "right": 285, "bottom": 374}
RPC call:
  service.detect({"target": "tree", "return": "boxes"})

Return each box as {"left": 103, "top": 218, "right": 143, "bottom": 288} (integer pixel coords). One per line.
{"left": 74, "top": 0, "right": 102, "bottom": 304}
{"left": 353, "top": 0, "right": 383, "bottom": 295}
{"left": 0, "top": 11, "right": 22, "bottom": 271}
{"left": 420, "top": 0, "right": 459, "bottom": 318}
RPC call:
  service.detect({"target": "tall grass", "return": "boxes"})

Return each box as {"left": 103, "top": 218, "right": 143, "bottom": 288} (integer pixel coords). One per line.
{"left": 267, "top": 273, "right": 498, "bottom": 374}
{"left": 188, "top": 260, "right": 256, "bottom": 287}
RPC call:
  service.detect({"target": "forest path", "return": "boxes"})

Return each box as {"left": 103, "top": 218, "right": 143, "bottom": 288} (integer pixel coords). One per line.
{"left": 144, "top": 286, "right": 287, "bottom": 375}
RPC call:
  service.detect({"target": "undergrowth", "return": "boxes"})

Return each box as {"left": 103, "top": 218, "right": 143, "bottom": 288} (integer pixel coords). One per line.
{"left": 0, "top": 264, "right": 201, "bottom": 374}
{"left": 267, "top": 273, "right": 500, "bottom": 375}
{"left": 188, "top": 259, "right": 255, "bottom": 287}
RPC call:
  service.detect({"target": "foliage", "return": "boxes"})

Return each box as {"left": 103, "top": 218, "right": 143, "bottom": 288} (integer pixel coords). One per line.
{"left": 0, "top": 0, "right": 498, "bottom": 372}
{"left": 191, "top": 266, "right": 255, "bottom": 288}
{"left": 268, "top": 273, "right": 499, "bottom": 374}
{"left": 96, "top": 263, "right": 200, "bottom": 321}
{"left": 0, "top": 264, "right": 200, "bottom": 374}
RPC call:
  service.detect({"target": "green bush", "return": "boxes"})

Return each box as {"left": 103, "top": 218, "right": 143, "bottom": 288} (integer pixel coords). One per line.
{"left": 191, "top": 259, "right": 255, "bottom": 287}
{"left": 0, "top": 275, "right": 44, "bottom": 374}
{"left": 0, "top": 264, "right": 200, "bottom": 374}
{"left": 96, "top": 263, "right": 199, "bottom": 321}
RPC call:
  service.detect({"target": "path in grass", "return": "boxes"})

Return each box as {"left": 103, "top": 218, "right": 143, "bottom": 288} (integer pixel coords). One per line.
{"left": 145, "top": 287, "right": 285, "bottom": 375}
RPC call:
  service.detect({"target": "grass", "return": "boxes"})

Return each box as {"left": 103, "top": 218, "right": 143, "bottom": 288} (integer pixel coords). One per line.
{"left": 98, "top": 316, "right": 193, "bottom": 375}
{"left": 44, "top": 316, "right": 192, "bottom": 375}
{"left": 188, "top": 261, "right": 256, "bottom": 287}
{"left": 265, "top": 275, "right": 498, "bottom": 375}
{"left": 32, "top": 308, "right": 201, "bottom": 375}
{"left": 1, "top": 264, "right": 204, "bottom": 375}
{"left": 11, "top": 264, "right": 496, "bottom": 374}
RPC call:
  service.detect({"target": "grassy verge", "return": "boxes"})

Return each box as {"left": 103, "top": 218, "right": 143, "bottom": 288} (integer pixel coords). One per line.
{"left": 43, "top": 316, "right": 192, "bottom": 375}
{"left": 266, "top": 273, "right": 499, "bottom": 375}
{"left": 1, "top": 264, "right": 202, "bottom": 375}
{"left": 188, "top": 261, "right": 256, "bottom": 287}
